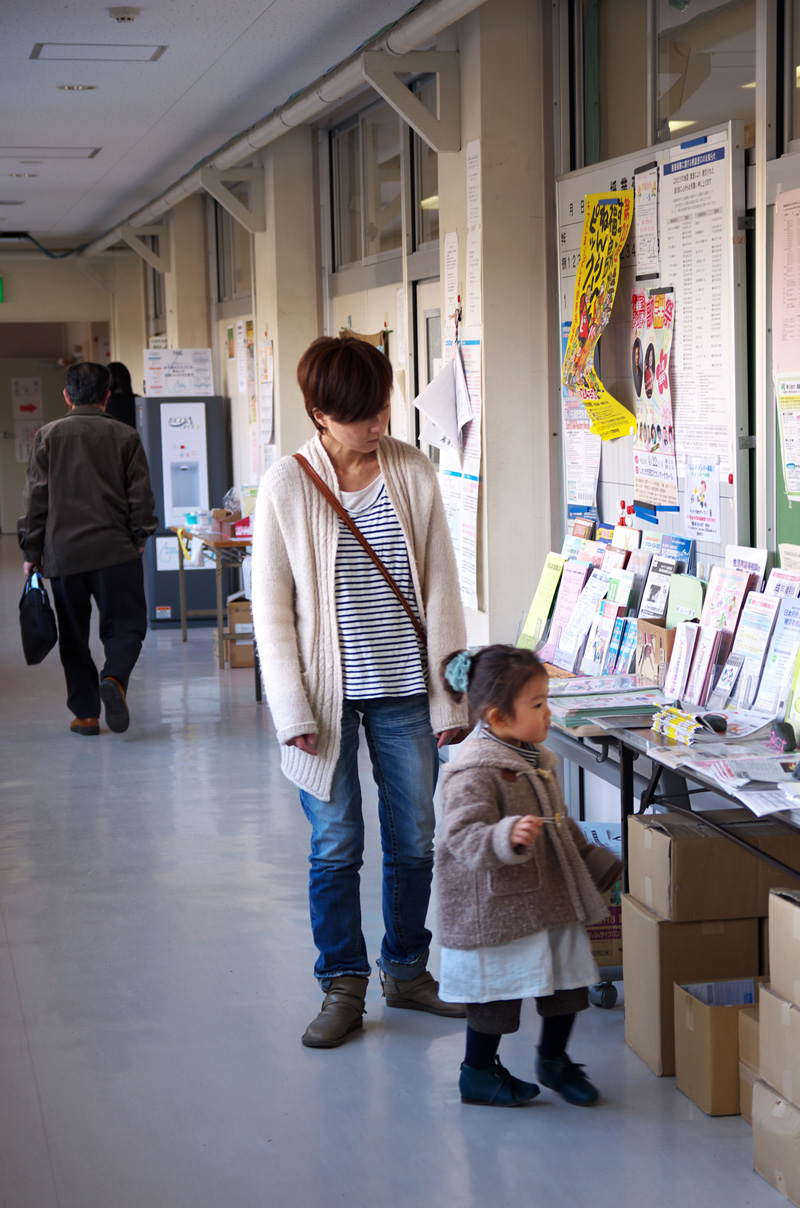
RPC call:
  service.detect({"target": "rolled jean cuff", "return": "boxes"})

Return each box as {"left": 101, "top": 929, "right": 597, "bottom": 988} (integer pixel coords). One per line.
{"left": 377, "top": 949, "right": 429, "bottom": 981}
{"left": 318, "top": 967, "right": 371, "bottom": 992}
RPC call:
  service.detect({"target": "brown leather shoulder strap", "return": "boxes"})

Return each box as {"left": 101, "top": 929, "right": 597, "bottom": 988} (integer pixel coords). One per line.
{"left": 293, "top": 452, "right": 426, "bottom": 643}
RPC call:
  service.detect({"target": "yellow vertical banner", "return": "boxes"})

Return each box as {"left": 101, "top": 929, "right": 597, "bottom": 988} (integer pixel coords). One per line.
{"left": 562, "top": 191, "right": 635, "bottom": 441}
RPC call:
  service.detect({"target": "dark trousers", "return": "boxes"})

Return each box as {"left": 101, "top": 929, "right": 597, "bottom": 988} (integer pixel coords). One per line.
{"left": 50, "top": 558, "right": 147, "bottom": 719}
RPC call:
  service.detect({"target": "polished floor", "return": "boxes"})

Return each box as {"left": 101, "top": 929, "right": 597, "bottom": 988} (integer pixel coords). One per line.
{"left": 0, "top": 533, "right": 781, "bottom": 1208}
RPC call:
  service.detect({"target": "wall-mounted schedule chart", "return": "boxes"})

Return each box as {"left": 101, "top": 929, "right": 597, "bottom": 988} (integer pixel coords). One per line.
{"left": 661, "top": 133, "right": 733, "bottom": 480}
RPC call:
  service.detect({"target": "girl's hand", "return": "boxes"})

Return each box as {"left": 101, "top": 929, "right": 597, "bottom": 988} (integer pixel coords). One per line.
{"left": 510, "top": 815, "right": 544, "bottom": 849}
{"left": 287, "top": 733, "right": 318, "bottom": 756}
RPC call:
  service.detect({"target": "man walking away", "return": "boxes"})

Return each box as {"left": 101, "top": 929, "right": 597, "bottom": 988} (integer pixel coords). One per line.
{"left": 18, "top": 362, "right": 158, "bottom": 736}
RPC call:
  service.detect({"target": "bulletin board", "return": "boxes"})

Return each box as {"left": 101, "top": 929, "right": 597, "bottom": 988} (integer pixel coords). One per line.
{"left": 555, "top": 121, "right": 749, "bottom": 575}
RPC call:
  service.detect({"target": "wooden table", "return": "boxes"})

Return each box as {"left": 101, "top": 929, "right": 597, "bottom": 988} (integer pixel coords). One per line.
{"left": 170, "top": 527, "right": 252, "bottom": 669}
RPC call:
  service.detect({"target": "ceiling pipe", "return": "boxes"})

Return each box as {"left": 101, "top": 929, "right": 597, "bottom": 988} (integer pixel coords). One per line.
{"left": 84, "top": 0, "right": 484, "bottom": 257}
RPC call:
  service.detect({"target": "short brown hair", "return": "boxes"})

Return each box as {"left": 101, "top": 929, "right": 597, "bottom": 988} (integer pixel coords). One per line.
{"left": 297, "top": 336, "right": 393, "bottom": 432}
{"left": 441, "top": 645, "right": 547, "bottom": 721}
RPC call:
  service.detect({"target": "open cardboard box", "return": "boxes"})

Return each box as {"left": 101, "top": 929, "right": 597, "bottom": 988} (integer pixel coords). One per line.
{"left": 673, "top": 977, "right": 757, "bottom": 1115}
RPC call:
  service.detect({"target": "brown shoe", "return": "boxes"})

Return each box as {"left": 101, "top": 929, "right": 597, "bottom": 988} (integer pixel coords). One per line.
{"left": 301, "top": 976, "right": 368, "bottom": 1048}
{"left": 100, "top": 677, "right": 129, "bottom": 733}
{"left": 381, "top": 970, "right": 466, "bottom": 1017}
{"left": 70, "top": 717, "right": 100, "bottom": 736}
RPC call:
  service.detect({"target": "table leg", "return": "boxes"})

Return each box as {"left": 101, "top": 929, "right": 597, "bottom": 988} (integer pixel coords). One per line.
{"left": 216, "top": 553, "right": 225, "bottom": 670}
{"left": 177, "top": 538, "right": 187, "bottom": 644}
{"left": 619, "top": 743, "right": 635, "bottom": 894}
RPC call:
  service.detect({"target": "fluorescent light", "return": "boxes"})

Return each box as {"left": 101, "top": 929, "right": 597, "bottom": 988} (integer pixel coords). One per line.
{"left": 668, "top": 119, "right": 697, "bottom": 133}
{"left": 420, "top": 194, "right": 439, "bottom": 211}
{"left": 742, "top": 81, "right": 756, "bottom": 89}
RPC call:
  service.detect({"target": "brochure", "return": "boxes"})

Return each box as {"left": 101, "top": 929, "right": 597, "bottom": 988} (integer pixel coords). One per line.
{"left": 553, "top": 569, "right": 611, "bottom": 672}
{"left": 765, "top": 568, "right": 800, "bottom": 598}
{"left": 638, "top": 555, "right": 677, "bottom": 622}
{"left": 602, "top": 616, "right": 626, "bottom": 676}
{"left": 723, "top": 591, "right": 780, "bottom": 709}
{"left": 683, "top": 626, "right": 723, "bottom": 707}
{"left": 665, "top": 574, "right": 705, "bottom": 629}
{"left": 726, "top": 544, "right": 768, "bottom": 593}
{"left": 579, "top": 600, "right": 623, "bottom": 676}
{"left": 537, "top": 561, "right": 591, "bottom": 663}
{"left": 614, "top": 617, "right": 639, "bottom": 674}
{"left": 700, "top": 565, "right": 754, "bottom": 665}
{"left": 517, "top": 553, "right": 566, "bottom": 650}
{"left": 663, "top": 621, "right": 700, "bottom": 700}
{"left": 660, "top": 534, "right": 697, "bottom": 574}
{"left": 752, "top": 597, "right": 800, "bottom": 717}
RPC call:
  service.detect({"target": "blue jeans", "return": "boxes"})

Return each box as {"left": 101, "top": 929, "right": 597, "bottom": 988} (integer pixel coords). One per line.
{"left": 299, "top": 694, "right": 439, "bottom": 991}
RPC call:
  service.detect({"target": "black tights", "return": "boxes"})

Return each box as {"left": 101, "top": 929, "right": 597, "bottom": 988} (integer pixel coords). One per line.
{"left": 464, "top": 1013, "right": 576, "bottom": 1069}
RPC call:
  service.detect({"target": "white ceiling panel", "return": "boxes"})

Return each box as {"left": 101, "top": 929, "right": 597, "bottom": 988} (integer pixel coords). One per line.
{"left": 0, "top": 0, "right": 421, "bottom": 241}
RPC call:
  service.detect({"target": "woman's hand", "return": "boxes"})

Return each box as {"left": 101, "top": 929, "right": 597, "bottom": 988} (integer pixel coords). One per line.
{"left": 436, "top": 727, "right": 472, "bottom": 749}
{"left": 287, "top": 734, "right": 318, "bottom": 756}
{"left": 510, "top": 815, "right": 544, "bottom": 849}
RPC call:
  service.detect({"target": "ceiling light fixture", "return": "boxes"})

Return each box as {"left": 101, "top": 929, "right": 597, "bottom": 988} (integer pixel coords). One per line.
{"left": 668, "top": 119, "right": 697, "bottom": 133}
{"left": 0, "top": 200, "right": 25, "bottom": 205}
{"left": 108, "top": 6, "right": 141, "bottom": 20}
{"left": 10, "top": 173, "right": 38, "bottom": 178}
{"left": 57, "top": 84, "right": 97, "bottom": 91}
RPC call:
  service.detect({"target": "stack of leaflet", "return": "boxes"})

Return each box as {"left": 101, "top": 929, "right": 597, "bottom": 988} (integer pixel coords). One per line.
{"left": 651, "top": 707, "right": 704, "bottom": 745}
{"left": 548, "top": 688, "right": 671, "bottom": 729}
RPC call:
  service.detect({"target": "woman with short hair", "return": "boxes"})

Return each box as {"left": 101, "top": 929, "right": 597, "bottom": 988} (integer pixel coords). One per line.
{"left": 252, "top": 336, "right": 469, "bottom": 1048}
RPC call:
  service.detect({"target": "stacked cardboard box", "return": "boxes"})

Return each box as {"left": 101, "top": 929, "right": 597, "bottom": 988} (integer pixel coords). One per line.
{"left": 753, "top": 891, "right": 800, "bottom": 1204}
{"left": 739, "top": 1005, "right": 760, "bottom": 1124}
{"left": 623, "top": 811, "right": 800, "bottom": 1077}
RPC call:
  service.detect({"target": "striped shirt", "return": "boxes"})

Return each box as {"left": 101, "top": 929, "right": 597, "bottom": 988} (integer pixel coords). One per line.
{"left": 335, "top": 475, "right": 426, "bottom": 699}
{"left": 479, "top": 722, "right": 539, "bottom": 768}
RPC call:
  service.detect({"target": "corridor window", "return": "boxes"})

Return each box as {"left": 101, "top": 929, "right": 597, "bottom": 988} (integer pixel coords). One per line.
{"left": 215, "top": 191, "right": 252, "bottom": 302}
{"left": 363, "top": 101, "right": 402, "bottom": 259}
{"left": 413, "top": 76, "right": 439, "bottom": 249}
{"left": 656, "top": 0, "right": 755, "bottom": 147}
{"left": 333, "top": 121, "right": 362, "bottom": 268}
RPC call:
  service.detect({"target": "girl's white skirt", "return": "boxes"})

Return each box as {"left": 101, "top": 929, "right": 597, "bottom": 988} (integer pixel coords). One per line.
{"left": 438, "top": 922, "right": 599, "bottom": 1003}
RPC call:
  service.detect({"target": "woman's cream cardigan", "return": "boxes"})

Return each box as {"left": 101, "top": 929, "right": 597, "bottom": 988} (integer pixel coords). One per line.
{"left": 251, "top": 433, "right": 468, "bottom": 801}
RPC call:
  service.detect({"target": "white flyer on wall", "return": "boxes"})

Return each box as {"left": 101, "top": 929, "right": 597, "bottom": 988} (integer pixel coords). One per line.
{"left": 441, "top": 329, "right": 482, "bottom": 611}
{"left": 144, "top": 349, "right": 213, "bottom": 397}
{"left": 684, "top": 454, "right": 721, "bottom": 540}
{"left": 560, "top": 323, "right": 600, "bottom": 513}
{"left": 11, "top": 377, "right": 43, "bottom": 419}
{"left": 772, "top": 188, "right": 800, "bottom": 376}
{"left": 465, "top": 228, "right": 482, "bottom": 327}
{"left": 775, "top": 375, "right": 800, "bottom": 500}
{"left": 236, "top": 320, "right": 246, "bottom": 394}
{"left": 634, "top": 165, "right": 659, "bottom": 278}
{"left": 466, "top": 140, "right": 482, "bottom": 231}
{"left": 444, "top": 231, "right": 459, "bottom": 329}
{"left": 660, "top": 133, "right": 732, "bottom": 478}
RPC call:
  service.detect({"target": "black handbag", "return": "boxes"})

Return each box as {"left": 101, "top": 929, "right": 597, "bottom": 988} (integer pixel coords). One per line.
{"left": 19, "top": 571, "right": 58, "bottom": 665}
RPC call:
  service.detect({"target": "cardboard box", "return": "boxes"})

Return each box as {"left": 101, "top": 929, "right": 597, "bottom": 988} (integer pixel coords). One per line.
{"left": 744, "top": 1005, "right": 763, "bottom": 1072}
{"left": 636, "top": 618, "right": 676, "bottom": 688}
{"left": 760, "top": 984, "right": 800, "bottom": 1108}
{"left": 628, "top": 813, "right": 800, "bottom": 922}
{"left": 576, "top": 822, "right": 622, "bottom": 967}
{"left": 211, "top": 508, "right": 241, "bottom": 538}
{"left": 741, "top": 1061, "right": 758, "bottom": 1124}
{"left": 753, "top": 1079, "right": 800, "bottom": 1205}
{"left": 622, "top": 893, "right": 759, "bottom": 1076}
{"left": 770, "top": 890, "right": 800, "bottom": 1009}
{"left": 227, "top": 599, "right": 254, "bottom": 668}
{"left": 673, "top": 978, "right": 757, "bottom": 1115}
{"left": 762, "top": 916, "right": 771, "bottom": 979}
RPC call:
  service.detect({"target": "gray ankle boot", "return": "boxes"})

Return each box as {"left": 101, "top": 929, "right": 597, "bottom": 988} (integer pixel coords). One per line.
{"left": 301, "top": 976, "right": 367, "bottom": 1048}
{"left": 380, "top": 970, "right": 466, "bottom": 1017}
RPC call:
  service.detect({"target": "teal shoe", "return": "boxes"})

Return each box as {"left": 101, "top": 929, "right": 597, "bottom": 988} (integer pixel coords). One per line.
{"left": 536, "top": 1052, "right": 599, "bottom": 1105}
{"left": 459, "top": 1058, "right": 540, "bottom": 1107}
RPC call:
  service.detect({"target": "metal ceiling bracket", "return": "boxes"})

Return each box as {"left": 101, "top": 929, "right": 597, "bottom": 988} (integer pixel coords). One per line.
{"left": 198, "top": 167, "right": 266, "bottom": 233}
{"left": 360, "top": 50, "right": 460, "bottom": 152}
{"left": 118, "top": 224, "right": 171, "bottom": 273}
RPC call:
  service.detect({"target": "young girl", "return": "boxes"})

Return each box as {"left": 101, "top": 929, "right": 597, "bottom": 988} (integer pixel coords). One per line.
{"left": 436, "top": 645, "right": 622, "bottom": 1108}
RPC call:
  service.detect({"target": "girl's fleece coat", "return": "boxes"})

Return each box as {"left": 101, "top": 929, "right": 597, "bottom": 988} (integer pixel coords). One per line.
{"left": 436, "top": 736, "right": 622, "bottom": 950}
